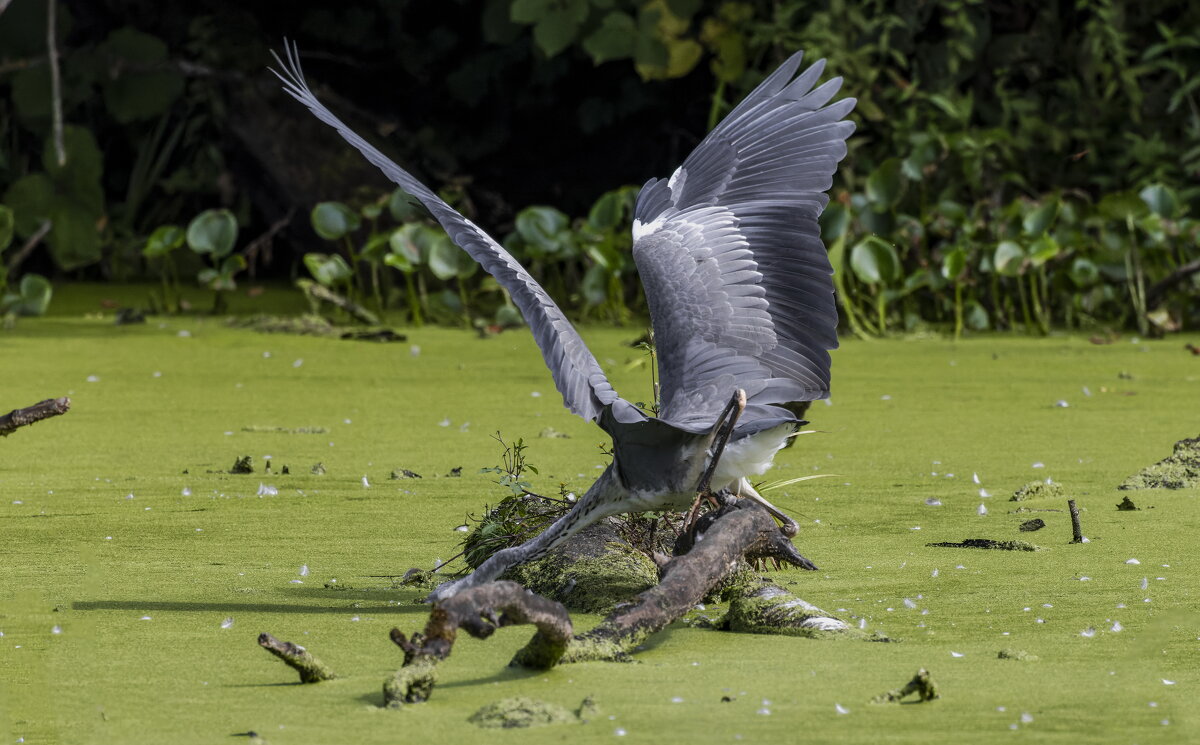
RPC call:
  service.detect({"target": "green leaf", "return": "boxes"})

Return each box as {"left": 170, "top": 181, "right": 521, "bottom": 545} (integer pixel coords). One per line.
{"left": 388, "top": 189, "right": 423, "bottom": 222}
{"left": 993, "top": 240, "right": 1026, "bottom": 277}
{"left": 387, "top": 224, "right": 424, "bottom": 271}
{"left": 46, "top": 202, "right": 102, "bottom": 270}
{"left": 0, "top": 205, "right": 14, "bottom": 253}
{"left": 849, "top": 236, "right": 901, "bottom": 285}
{"left": 43, "top": 126, "right": 104, "bottom": 215}
{"left": 581, "top": 263, "right": 608, "bottom": 307}
{"left": 515, "top": 205, "right": 569, "bottom": 255}
{"left": 361, "top": 203, "right": 383, "bottom": 220}
{"left": 11, "top": 66, "right": 52, "bottom": 122}
{"left": 495, "top": 305, "right": 524, "bottom": 327}
{"left": 310, "top": 202, "right": 361, "bottom": 241}
{"left": 965, "top": 300, "right": 990, "bottom": 331}
{"left": 1028, "top": 235, "right": 1060, "bottom": 267}
{"left": 818, "top": 202, "right": 850, "bottom": 242}
{"left": 511, "top": 0, "right": 552, "bottom": 24}
{"left": 582, "top": 11, "right": 636, "bottom": 63}
{"left": 427, "top": 235, "right": 477, "bottom": 280}
{"left": 1139, "top": 183, "right": 1178, "bottom": 219}
{"left": 142, "top": 224, "right": 185, "bottom": 257}
{"left": 220, "top": 254, "right": 247, "bottom": 275}
{"left": 383, "top": 251, "right": 413, "bottom": 273}
{"left": 186, "top": 209, "right": 238, "bottom": 257}
{"left": 303, "top": 253, "right": 353, "bottom": 287}
{"left": 14, "top": 273, "right": 52, "bottom": 316}
{"left": 1068, "top": 257, "right": 1100, "bottom": 287}
{"left": 941, "top": 247, "right": 967, "bottom": 281}
{"left": 361, "top": 231, "right": 390, "bottom": 261}
{"left": 531, "top": 0, "right": 588, "bottom": 57}
{"left": 97, "top": 28, "right": 184, "bottom": 123}
{"left": 3, "top": 174, "right": 55, "bottom": 237}
{"left": 1022, "top": 200, "right": 1058, "bottom": 237}
{"left": 865, "top": 158, "right": 906, "bottom": 209}
{"left": 1097, "top": 191, "right": 1148, "bottom": 222}
{"left": 587, "top": 188, "right": 627, "bottom": 231}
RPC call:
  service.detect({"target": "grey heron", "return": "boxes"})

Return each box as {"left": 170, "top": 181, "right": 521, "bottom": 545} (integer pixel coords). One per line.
{"left": 272, "top": 44, "right": 854, "bottom": 600}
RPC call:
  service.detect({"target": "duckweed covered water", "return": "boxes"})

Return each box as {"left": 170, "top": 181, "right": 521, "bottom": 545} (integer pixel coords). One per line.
{"left": 1, "top": 300, "right": 1198, "bottom": 743}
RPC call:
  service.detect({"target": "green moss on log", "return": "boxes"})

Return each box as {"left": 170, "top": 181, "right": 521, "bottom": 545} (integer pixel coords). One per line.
{"left": 507, "top": 539, "right": 658, "bottom": 614}
{"left": 1119, "top": 435, "right": 1200, "bottom": 490}
{"left": 1010, "top": 481, "right": 1064, "bottom": 501}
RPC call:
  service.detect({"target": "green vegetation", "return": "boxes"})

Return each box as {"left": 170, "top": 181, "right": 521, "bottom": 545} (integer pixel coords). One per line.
{"left": 1, "top": 302, "right": 1197, "bottom": 743}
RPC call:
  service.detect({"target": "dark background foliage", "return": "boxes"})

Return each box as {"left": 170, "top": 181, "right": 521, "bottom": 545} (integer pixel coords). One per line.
{"left": 1, "top": 0, "right": 1197, "bottom": 331}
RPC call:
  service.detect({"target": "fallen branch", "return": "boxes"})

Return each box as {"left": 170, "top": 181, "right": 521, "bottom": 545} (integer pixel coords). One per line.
{"left": 0, "top": 397, "right": 70, "bottom": 438}
{"left": 384, "top": 581, "right": 572, "bottom": 708}
{"left": 550, "top": 501, "right": 815, "bottom": 664}
{"left": 257, "top": 632, "right": 338, "bottom": 683}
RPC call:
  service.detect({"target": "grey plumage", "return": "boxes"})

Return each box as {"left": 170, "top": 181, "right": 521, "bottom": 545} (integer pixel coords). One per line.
{"left": 272, "top": 43, "right": 854, "bottom": 598}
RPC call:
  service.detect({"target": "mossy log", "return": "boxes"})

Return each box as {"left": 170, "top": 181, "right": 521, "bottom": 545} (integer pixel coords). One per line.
{"left": 871, "top": 668, "right": 939, "bottom": 703}
{"left": 1118, "top": 434, "right": 1200, "bottom": 490}
{"left": 0, "top": 397, "right": 70, "bottom": 438}
{"left": 506, "top": 521, "right": 660, "bottom": 614}
{"left": 723, "top": 576, "right": 852, "bottom": 637}
{"left": 257, "top": 632, "right": 338, "bottom": 683}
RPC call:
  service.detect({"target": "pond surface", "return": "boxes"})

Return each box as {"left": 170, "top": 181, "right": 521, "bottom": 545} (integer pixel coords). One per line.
{"left": 1, "top": 310, "right": 1197, "bottom": 744}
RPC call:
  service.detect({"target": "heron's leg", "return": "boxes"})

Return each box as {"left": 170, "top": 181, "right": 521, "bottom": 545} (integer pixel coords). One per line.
{"left": 684, "top": 389, "right": 747, "bottom": 534}
{"left": 735, "top": 478, "right": 800, "bottom": 538}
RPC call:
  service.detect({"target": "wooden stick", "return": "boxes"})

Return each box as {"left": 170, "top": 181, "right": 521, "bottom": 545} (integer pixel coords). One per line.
{"left": 384, "top": 581, "right": 572, "bottom": 707}
{"left": 1068, "top": 499, "right": 1084, "bottom": 543}
{"left": 257, "top": 632, "right": 338, "bottom": 683}
{"left": 0, "top": 397, "right": 70, "bottom": 438}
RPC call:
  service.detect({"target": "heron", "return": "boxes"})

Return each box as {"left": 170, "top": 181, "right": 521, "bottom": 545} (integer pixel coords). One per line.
{"left": 272, "top": 44, "right": 854, "bottom": 600}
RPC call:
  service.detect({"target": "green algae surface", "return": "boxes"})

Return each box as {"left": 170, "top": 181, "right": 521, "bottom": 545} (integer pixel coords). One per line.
{"left": 2, "top": 305, "right": 1199, "bottom": 743}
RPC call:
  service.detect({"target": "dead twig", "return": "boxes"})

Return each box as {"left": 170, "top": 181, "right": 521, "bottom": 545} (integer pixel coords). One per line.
{"left": 1068, "top": 499, "right": 1084, "bottom": 543}
{"left": 257, "top": 632, "right": 338, "bottom": 683}
{"left": 0, "top": 397, "right": 70, "bottom": 438}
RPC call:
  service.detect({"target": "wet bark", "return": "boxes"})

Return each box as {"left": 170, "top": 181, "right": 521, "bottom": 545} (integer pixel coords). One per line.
{"left": 0, "top": 397, "right": 70, "bottom": 438}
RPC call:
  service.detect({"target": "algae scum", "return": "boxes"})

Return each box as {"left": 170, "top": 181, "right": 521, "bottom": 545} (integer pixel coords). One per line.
{"left": 1, "top": 309, "right": 1199, "bottom": 744}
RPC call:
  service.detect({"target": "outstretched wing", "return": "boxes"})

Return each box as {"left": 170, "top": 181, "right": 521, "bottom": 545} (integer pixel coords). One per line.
{"left": 632, "top": 52, "right": 854, "bottom": 428}
{"left": 271, "top": 42, "right": 642, "bottom": 425}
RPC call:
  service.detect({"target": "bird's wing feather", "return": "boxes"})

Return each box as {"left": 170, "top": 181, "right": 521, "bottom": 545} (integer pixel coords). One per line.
{"left": 271, "top": 42, "right": 638, "bottom": 424}
{"left": 632, "top": 52, "right": 854, "bottom": 428}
